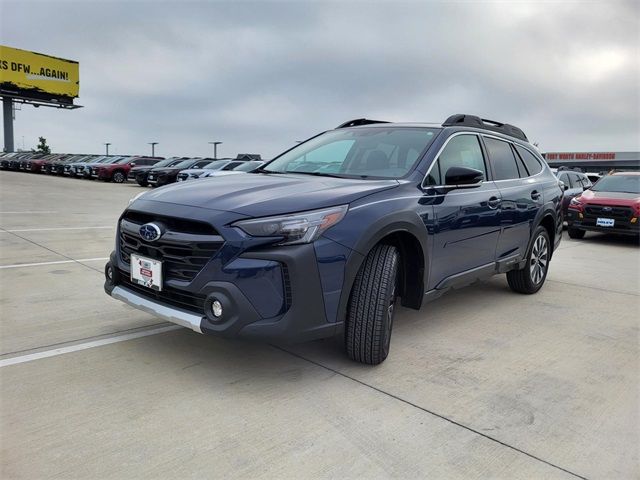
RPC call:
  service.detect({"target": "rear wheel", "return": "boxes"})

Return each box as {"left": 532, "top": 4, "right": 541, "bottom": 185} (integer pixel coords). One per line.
{"left": 507, "top": 226, "right": 550, "bottom": 294}
{"left": 112, "top": 171, "right": 126, "bottom": 183}
{"left": 568, "top": 227, "right": 585, "bottom": 239}
{"left": 345, "top": 244, "right": 399, "bottom": 365}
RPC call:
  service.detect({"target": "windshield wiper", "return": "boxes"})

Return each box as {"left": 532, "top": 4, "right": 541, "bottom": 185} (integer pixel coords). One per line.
{"left": 286, "top": 171, "right": 372, "bottom": 179}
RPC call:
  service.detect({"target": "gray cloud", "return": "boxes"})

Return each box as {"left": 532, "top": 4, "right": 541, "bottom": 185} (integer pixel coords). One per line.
{"left": 2, "top": 0, "right": 638, "bottom": 157}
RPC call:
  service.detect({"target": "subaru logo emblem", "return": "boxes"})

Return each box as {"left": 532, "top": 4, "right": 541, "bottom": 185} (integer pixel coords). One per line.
{"left": 139, "top": 223, "right": 162, "bottom": 242}
{"left": 602, "top": 207, "right": 612, "bottom": 212}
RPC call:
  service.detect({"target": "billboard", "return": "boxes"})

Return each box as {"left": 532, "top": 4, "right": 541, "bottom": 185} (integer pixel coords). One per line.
{"left": 0, "top": 45, "right": 79, "bottom": 101}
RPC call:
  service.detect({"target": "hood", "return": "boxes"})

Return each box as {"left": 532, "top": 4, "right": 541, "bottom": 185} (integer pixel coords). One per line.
{"left": 580, "top": 189, "right": 640, "bottom": 204}
{"left": 137, "top": 172, "right": 399, "bottom": 216}
{"left": 130, "top": 166, "right": 154, "bottom": 173}
{"left": 150, "top": 167, "right": 182, "bottom": 174}
{"left": 178, "top": 168, "right": 204, "bottom": 175}
{"left": 203, "top": 171, "right": 244, "bottom": 178}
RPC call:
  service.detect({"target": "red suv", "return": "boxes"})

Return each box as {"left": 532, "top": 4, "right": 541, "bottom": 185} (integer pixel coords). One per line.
{"left": 567, "top": 172, "right": 640, "bottom": 238}
{"left": 94, "top": 156, "right": 162, "bottom": 183}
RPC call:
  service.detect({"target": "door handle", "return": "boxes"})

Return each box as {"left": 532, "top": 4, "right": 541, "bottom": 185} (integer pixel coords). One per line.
{"left": 531, "top": 190, "right": 541, "bottom": 201}
{"left": 487, "top": 196, "right": 501, "bottom": 209}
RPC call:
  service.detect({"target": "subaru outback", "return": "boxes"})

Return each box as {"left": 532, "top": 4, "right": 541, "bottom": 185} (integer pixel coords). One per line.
{"left": 105, "top": 114, "right": 563, "bottom": 364}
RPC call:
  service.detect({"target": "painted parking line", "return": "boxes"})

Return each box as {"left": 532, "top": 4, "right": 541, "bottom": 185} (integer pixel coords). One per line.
{"left": 5, "top": 226, "right": 113, "bottom": 232}
{"left": 0, "top": 211, "right": 59, "bottom": 214}
{"left": 0, "top": 325, "right": 182, "bottom": 367}
{"left": 0, "top": 257, "right": 109, "bottom": 269}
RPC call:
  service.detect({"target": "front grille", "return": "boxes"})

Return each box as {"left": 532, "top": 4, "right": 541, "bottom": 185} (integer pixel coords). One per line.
{"left": 584, "top": 205, "right": 633, "bottom": 220}
{"left": 119, "top": 212, "right": 223, "bottom": 281}
{"left": 118, "top": 270, "right": 206, "bottom": 314}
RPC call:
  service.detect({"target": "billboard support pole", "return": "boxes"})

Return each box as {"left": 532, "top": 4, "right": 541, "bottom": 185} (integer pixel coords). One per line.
{"left": 2, "top": 96, "right": 14, "bottom": 153}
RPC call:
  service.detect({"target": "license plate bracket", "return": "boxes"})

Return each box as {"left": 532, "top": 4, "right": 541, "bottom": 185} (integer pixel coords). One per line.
{"left": 596, "top": 217, "right": 615, "bottom": 227}
{"left": 130, "top": 254, "right": 163, "bottom": 291}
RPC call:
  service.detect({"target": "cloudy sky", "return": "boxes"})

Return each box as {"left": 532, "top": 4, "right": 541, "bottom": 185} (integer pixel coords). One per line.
{"left": 1, "top": 0, "right": 638, "bottom": 158}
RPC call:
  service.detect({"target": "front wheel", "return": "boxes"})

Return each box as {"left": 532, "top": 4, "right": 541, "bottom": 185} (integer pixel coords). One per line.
{"left": 507, "top": 226, "right": 550, "bottom": 294}
{"left": 112, "top": 171, "right": 126, "bottom": 183}
{"left": 345, "top": 244, "right": 399, "bottom": 365}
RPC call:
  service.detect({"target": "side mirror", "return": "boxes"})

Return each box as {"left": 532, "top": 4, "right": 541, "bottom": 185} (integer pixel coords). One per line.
{"left": 444, "top": 166, "right": 484, "bottom": 188}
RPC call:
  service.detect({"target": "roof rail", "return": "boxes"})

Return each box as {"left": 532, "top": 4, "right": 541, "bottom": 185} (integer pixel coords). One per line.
{"left": 442, "top": 114, "right": 528, "bottom": 142}
{"left": 336, "top": 118, "right": 390, "bottom": 129}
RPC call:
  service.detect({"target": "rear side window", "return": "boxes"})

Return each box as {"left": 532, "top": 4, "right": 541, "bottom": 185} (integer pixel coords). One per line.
{"left": 425, "top": 134, "right": 486, "bottom": 185}
{"left": 484, "top": 137, "right": 519, "bottom": 180}
{"left": 514, "top": 145, "right": 543, "bottom": 176}
{"left": 558, "top": 172, "right": 573, "bottom": 187}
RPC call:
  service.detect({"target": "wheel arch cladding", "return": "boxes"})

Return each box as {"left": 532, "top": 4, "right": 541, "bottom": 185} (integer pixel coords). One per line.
{"left": 376, "top": 231, "right": 424, "bottom": 310}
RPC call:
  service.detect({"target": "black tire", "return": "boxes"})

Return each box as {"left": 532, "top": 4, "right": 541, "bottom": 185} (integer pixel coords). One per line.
{"left": 112, "top": 171, "right": 126, "bottom": 183}
{"left": 568, "top": 227, "right": 585, "bottom": 239}
{"left": 507, "top": 226, "right": 551, "bottom": 294}
{"left": 136, "top": 180, "right": 148, "bottom": 187}
{"left": 345, "top": 244, "right": 399, "bottom": 365}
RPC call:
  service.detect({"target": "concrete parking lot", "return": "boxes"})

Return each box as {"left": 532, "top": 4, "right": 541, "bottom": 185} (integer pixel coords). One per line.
{"left": 0, "top": 171, "right": 638, "bottom": 479}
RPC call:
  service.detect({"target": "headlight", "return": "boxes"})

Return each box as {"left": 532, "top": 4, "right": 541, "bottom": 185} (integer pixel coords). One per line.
{"left": 129, "top": 191, "right": 147, "bottom": 204}
{"left": 232, "top": 205, "right": 348, "bottom": 245}
{"left": 570, "top": 197, "right": 582, "bottom": 205}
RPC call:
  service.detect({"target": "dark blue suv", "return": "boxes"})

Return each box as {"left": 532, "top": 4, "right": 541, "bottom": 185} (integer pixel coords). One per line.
{"left": 105, "top": 114, "right": 563, "bottom": 364}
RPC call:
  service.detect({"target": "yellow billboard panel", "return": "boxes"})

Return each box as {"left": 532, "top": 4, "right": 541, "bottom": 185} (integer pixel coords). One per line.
{"left": 0, "top": 45, "right": 79, "bottom": 98}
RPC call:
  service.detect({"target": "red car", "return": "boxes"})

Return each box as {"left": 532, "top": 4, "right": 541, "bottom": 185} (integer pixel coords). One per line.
{"left": 93, "top": 156, "right": 162, "bottom": 183}
{"left": 566, "top": 172, "right": 640, "bottom": 238}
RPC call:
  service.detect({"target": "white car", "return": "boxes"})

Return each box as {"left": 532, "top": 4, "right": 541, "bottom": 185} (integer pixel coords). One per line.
{"left": 200, "top": 160, "right": 265, "bottom": 178}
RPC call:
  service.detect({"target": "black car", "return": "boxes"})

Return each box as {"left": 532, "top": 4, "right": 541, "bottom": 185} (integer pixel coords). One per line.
{"left": 128, "top": 157, "right": 188, "bottom": 186}
{"left": 146, "top": 158, "right": 215, "bottom": 187}
{"left": 106, "top": 114, "right": 562, "bottom": 365}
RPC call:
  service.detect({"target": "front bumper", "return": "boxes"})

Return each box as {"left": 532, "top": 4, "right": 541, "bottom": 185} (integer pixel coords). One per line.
{"left": 104, "top": 233, "right": 344, "bottom": 343}
{"left": 567, "top": 208, "right": 639, "bottom": 236}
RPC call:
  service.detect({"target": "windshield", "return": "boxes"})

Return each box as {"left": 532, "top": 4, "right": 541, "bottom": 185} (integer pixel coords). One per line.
{"left": 263, "top": 127, "right": 439, "bottom": 179}
{"left": 115, "top": 157, "right": 131, "bottom": 164}
{"left": 151, "top": 158, "right": 179, "bottom": 168}
{"left": 234, "top": 161, "right": 263, "bottom": 172}
{"left": 204, "top": 160, "right": 231, "bottom": 170}
{"left": 591, "top": 174, "right": 640, "bottom": 194}
{"left": 172, "top": 159, "right": 199, "bottom": 169}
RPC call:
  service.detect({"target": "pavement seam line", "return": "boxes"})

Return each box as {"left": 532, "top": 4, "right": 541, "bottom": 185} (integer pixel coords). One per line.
{"left": 0, "top": 322, "right": 173, "bottom": 358}
{"left": 547, "top": 278, "right": 638, "bottom": 297}
{"left": 271, "top": 345, "right": 589, "bottom": 480}
{"left": 0, "top": 227, "right": 104, "bottom": 274}
{"left": 0, "top": 325, "right": 182, "bottom": 367}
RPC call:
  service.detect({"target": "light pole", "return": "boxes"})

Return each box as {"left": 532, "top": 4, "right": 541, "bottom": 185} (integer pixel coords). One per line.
{"left": 104, "top": 142, "right": 111, "bottom": 156}
{"left": 208, "top": 141, "right": 222, "bottom": 159}
{"left": 148, "top": 142, "right": 159, "bottom": 157}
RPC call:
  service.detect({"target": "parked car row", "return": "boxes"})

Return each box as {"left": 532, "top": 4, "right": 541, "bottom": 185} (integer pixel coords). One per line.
{"left": 0, "top": 152, "right": 265, "bottom": 187}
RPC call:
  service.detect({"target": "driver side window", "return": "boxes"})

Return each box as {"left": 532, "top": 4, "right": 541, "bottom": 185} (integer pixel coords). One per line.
{"left": 426, "top": 135, "right": 486, "bottom": 185}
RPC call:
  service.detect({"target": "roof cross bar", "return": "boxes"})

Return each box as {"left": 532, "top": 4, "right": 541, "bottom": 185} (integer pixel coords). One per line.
{"left": 336, "top": 118, "right": 390, "bottom": 129}
{"left": 442, "top": 114, "right": 528, "bottom": 141}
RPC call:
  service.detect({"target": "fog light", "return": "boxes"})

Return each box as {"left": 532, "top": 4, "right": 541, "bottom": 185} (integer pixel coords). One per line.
{"left": 631, "top": 217, "right": 637, "bottom": 224}
{"left": 211, "top": 300, "right": 223, "bottom": 318}
{"left": 106, "top": 264, "right": 114, "bottom": 281}
{"left": 578, "top": 213, "right": 583, "bottom": 219}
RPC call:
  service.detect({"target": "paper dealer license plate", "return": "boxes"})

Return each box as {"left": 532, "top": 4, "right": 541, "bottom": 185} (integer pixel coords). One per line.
{"left": 131, "top": 254, "right": 162, "bottom": 291}
{"left": 596, "top": 218, "right": 615, "bottom": 227}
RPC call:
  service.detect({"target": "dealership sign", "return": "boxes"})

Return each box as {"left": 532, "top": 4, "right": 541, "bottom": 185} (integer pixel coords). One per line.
{"left": 544, "top": 152, "right": 617, "bottom": 161}
{"left": 0, "top": 45, "right": 79, "bottom": 100}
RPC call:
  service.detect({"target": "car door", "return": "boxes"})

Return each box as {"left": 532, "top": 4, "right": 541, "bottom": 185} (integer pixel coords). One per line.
{"left": 484, "top": 136, "right": 542, "bottom": 261}
{"left": 423, "top": 133, "right": 502, "bottom": 289}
